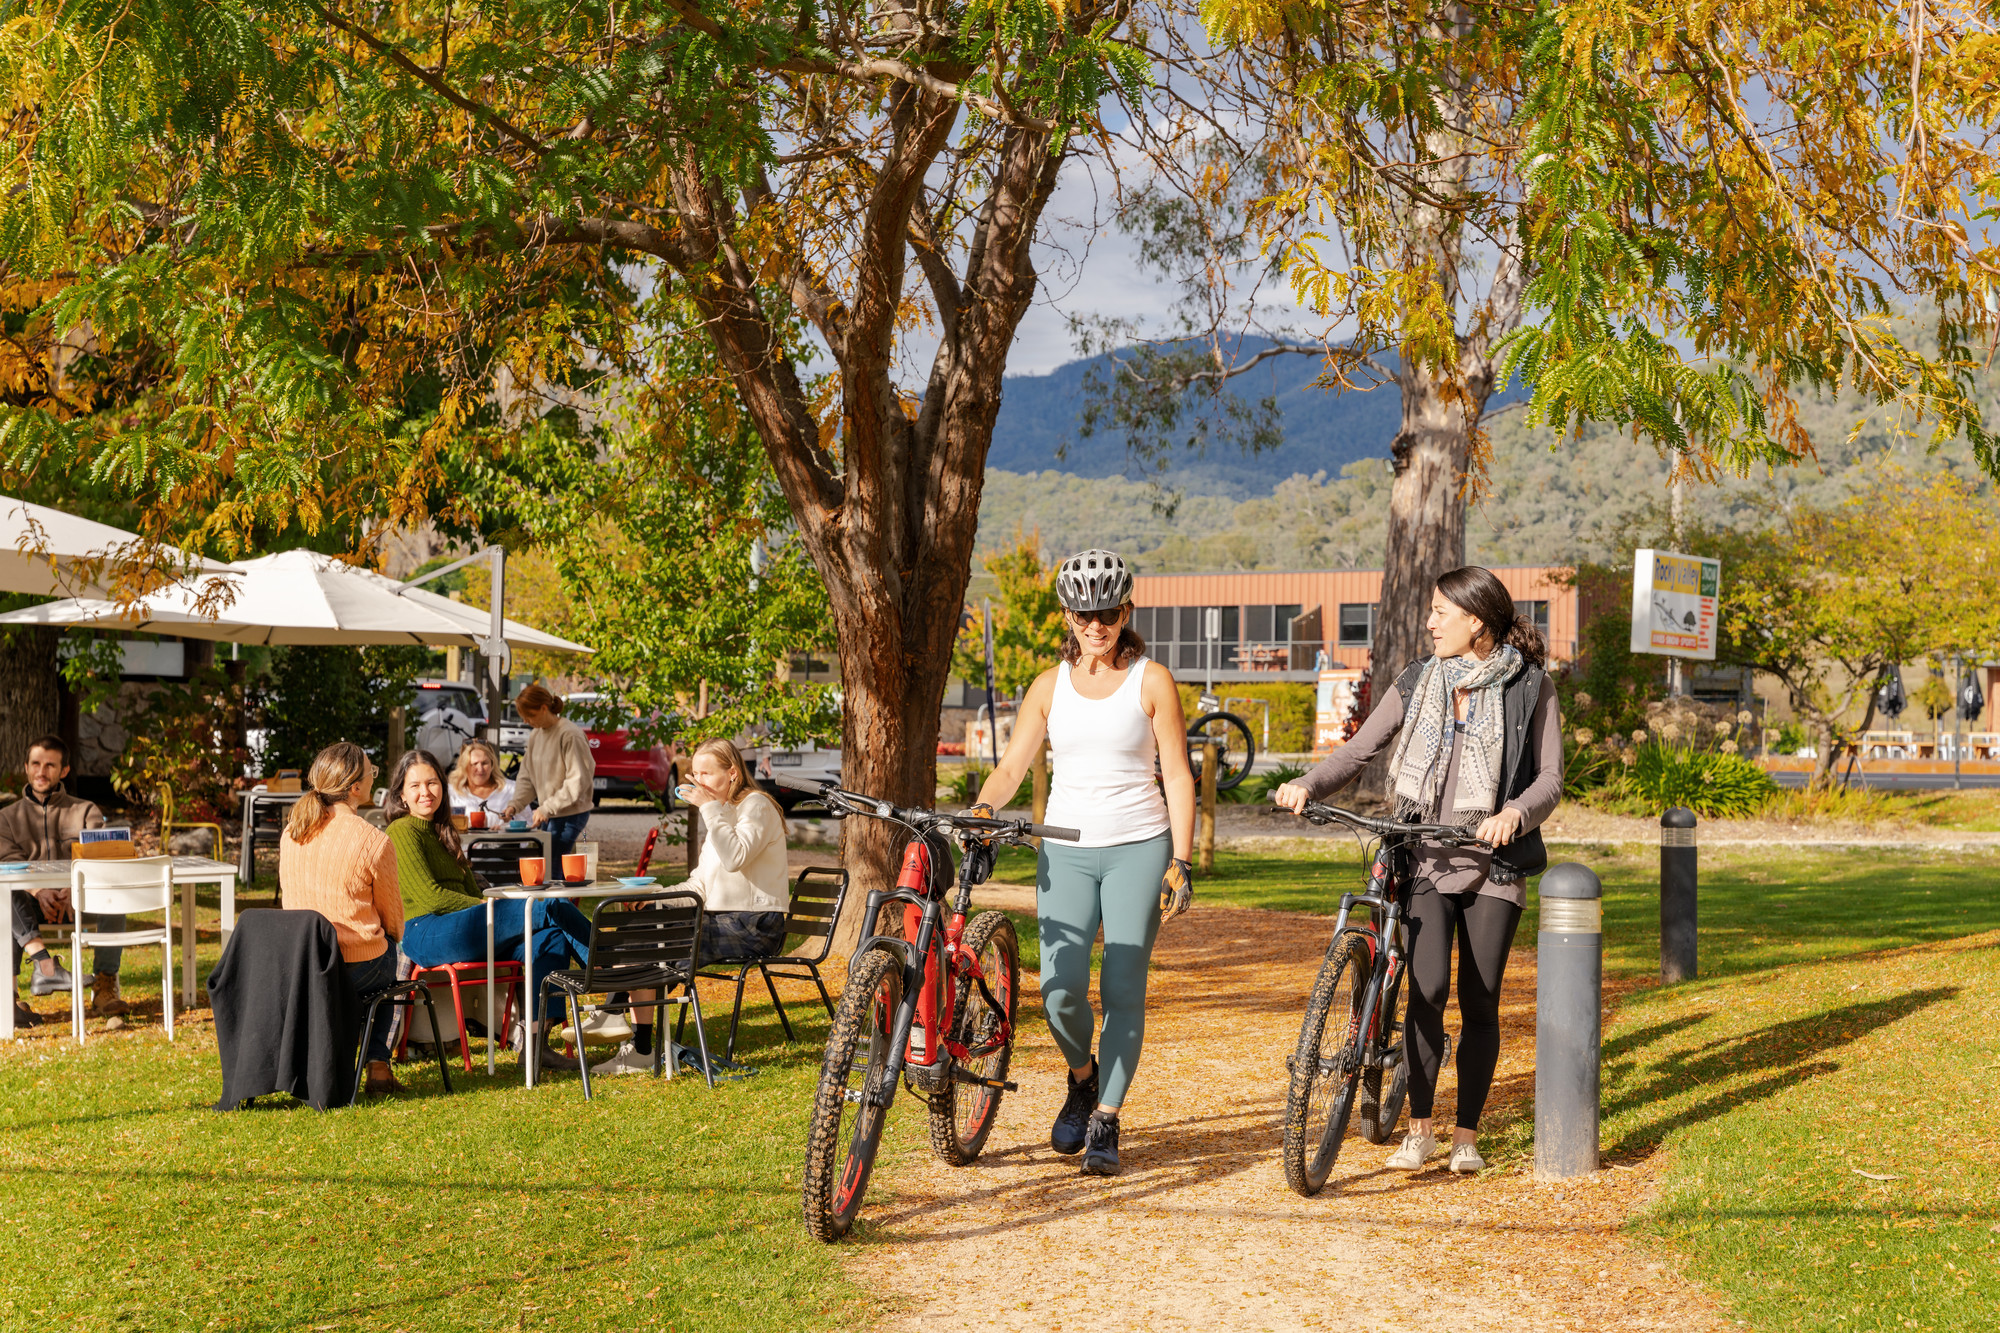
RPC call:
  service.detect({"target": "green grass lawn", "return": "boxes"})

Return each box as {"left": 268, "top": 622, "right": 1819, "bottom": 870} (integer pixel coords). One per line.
{"left": 1002, "top": 837, "right": 2000, "bottom": 1333}
{"left": 0, "top": 888, "right": 883, "bottom": 1333}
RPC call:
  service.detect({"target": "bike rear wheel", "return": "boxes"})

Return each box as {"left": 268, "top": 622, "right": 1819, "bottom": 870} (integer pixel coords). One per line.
{"left": 802, "top": 944, "right": 903, "bottom": 1242}
{"left": 1188, "top": 711, "right": 1256, "bottom": 791}
{"left": 1283, "top": 930, "right": 1375, "bottom": 1196}
{"left": 928, "top": 910, "right": 1020, "bottom": 1165}
{"left": 1358, "top": 963, "right": 1408, "bottom": 1144}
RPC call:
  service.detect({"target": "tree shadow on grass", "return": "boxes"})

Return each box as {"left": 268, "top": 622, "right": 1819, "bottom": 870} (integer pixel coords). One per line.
{"left": 1599, "top": 986, "right": 1958, "bottom": 1158}
{"left": 1474, "top": 988, "right": 1956, "bottom": 1162}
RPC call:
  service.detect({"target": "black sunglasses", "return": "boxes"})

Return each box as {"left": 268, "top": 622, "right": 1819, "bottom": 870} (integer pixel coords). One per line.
{"left": 1067, "top": 607, "right": 1126, "bottom": 628}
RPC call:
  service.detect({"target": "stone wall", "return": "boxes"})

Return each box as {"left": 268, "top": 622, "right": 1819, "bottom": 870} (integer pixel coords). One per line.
{"left": 73, "top": 681, "right": 159, "bottom": 778}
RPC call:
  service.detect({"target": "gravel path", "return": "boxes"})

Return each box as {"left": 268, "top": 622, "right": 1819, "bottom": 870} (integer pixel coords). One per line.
{"left": 844, "top": 883, "right": 1727, "bottom": 1333}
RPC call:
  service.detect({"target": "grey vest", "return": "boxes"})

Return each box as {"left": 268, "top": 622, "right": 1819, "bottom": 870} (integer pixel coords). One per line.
{"left": 1393, "top": 656, "right": 1550, "bottom": 882}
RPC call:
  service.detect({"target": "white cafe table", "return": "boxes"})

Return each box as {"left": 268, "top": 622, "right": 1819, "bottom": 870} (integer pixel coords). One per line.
{"left": 483, "top": 881, "right": 663, "bottom": 1086}
{"left": 1, "top": 856, "right": 240, "bottom": 1040}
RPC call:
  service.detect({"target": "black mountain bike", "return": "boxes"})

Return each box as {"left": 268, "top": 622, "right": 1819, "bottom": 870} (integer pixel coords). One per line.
{"left": 1187, "top": 690, "right": 1255, "bottom": 792}
{"left": 1281, "top": 801, "right": 1485, "bottom": 1196}
{"left": 781, "top": 775, "right": 1080, "bottom": 1242}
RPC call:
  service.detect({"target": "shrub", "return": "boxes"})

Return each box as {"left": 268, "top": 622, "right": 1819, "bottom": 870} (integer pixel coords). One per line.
{"left": 937, "top": 765, "right": 990, "bottom": 805}
{"left": 1223, "top": 761, "right": 1308, "bottom": 805}
{"left": 1631, "top": 740, "right": 1778, "bottom": 818}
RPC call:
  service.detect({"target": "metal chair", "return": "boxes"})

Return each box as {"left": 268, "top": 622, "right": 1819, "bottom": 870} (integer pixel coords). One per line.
{"left": 53, "top": 856, "right": 177, "bottom": 1043}
{"left": 238, "top": 791, "right": 301, "bottom": 894}
{"left": 690, "top": 867, "right": 850, "bottom": 1060}
{"left": 465, "top": 832, "right": 547, "bottom": 887}
{"left": 538, "top": 890, "right": 711, "bottom": 1097}
{"left": 353, "top": 980, "right": 455, "bottom": 1103}
{"left": 395, "top": 958, "right": 523, "bottom": 1072}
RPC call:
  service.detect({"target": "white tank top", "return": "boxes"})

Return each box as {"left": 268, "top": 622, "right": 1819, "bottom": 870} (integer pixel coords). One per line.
{"left": 1044, "top": 657, "right": 1172, "bottom": 848}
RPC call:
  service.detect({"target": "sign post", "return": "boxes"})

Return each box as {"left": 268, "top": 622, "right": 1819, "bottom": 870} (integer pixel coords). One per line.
{"left": 1630, "top": 548, "right": 1721, "bottom": 694}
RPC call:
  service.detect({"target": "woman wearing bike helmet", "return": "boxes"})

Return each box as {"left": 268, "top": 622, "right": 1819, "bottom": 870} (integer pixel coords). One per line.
{"left": 967, "top": 548, "right": 1196, "bottom": 1177}
{"left": 1275, "top": 565, "right": 1562, "bottom": 1174}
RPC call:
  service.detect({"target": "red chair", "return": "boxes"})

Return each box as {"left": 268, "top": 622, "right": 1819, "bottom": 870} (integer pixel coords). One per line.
{"left": 397, "top": 959, "right": 524, "bottom": 1072}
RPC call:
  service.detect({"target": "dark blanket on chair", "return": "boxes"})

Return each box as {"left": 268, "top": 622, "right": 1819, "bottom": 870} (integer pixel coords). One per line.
{"left": 207, "top": 910, "right": 360, "bottom": 1111}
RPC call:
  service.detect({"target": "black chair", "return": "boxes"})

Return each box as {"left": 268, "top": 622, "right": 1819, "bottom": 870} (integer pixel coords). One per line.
{"left": 465, "top": 833, "right": 544, "bottom": 887}
{"left": 690, "top": 867, "right": 851, "bottom": 1061}
{"left": 353, "top": 980, "right": 455, "bottom": 1103}
{"left": 538, "top": 891, "right": 712, "bottom": 1098}
{"left": 238, "top": 791, "right": 301, "bottom": 894}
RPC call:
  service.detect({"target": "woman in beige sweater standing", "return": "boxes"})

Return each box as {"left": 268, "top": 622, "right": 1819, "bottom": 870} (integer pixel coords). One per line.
{"left": 279, "top": 741, "right": 406, "bottom": 1097}
{"left": 503, "top": 685, "right": 596, "bottom": 860}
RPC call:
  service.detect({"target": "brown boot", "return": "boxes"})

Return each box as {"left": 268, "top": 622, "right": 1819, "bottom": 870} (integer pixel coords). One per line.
{"left": 363, "top": 1061, "right": 405, "bottom": 1097}
{"left": 90, "top": 974, "right": 131, "bottom": 1018}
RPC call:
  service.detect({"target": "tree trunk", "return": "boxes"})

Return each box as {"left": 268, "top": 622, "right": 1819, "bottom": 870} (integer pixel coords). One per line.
{"left": 0, "top": 628, "right": 62, "bottom": 778}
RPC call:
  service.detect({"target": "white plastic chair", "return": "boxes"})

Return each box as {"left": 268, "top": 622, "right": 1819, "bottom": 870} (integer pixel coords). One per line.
{"left": 59, "top": 856, "right": 176, "bottom": 1043}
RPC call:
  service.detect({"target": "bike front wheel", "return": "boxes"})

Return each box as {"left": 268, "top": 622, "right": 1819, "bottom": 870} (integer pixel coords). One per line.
{"left": 1283, "top": 930, "right": 1375, "bottom": 1196}
{"left": 802, "top": 944, "right": 903, "bottom": 1242}
{"left": 928, "top": 910, "right": 1020, "bottom": 1165}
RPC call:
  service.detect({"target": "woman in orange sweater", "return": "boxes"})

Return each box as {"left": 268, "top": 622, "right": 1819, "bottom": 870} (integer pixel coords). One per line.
{"left": 279, "top": 741, "right": 406, "bottom": 1097}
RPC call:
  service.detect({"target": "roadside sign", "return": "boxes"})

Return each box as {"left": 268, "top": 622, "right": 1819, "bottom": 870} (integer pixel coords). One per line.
{"left": 1630, "top": 549, "right": 1720, "bottom": 661}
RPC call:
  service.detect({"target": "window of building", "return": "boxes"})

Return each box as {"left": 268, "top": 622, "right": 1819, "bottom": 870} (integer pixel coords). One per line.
{"left": 1513, "top": 600, "right": 1550, "bottom": 640}
{"left": 1337, "top": 603, "right": 1376, "bottom": 647}
{"left": 1139, "top": 605, "right": 1240, "bottom": 670}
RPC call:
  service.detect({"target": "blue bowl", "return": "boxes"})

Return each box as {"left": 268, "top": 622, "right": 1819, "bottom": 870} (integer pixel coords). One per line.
{"left": 0, "top": 863, "right": 29, "bottom": 874}
{"left": 506, "top": 819, "right": 529, "bottom": 831}
{"left": 615, "top": 876, "right": 658, "bottom": 889}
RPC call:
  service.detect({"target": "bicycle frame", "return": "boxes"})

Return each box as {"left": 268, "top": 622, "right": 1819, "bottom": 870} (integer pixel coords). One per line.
{"left": 850, "top": 834, "right": 1015, "bottom": 1103}
{"left": 1325, "top": 841, "right": 1414, "bottom": 1073}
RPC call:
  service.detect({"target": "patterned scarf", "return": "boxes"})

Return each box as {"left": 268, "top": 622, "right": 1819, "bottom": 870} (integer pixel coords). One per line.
{"left": 1387, "top": 645, "right": 1522, "bottom": 828}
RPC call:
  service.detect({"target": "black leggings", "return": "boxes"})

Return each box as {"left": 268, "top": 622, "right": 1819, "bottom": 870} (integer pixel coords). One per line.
{"left": 1403, "top": 888, "right": 1522, "bottom": 1129}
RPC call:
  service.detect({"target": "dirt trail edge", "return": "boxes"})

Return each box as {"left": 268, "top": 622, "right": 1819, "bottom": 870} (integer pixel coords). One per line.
{"left": 844, "top": 886, "right": 1727, "bottom": 1333}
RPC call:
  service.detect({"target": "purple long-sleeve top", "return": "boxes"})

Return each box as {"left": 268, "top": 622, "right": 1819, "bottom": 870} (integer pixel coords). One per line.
{"left": 1297, "top": 675, "right": 1563, "bottom": 905}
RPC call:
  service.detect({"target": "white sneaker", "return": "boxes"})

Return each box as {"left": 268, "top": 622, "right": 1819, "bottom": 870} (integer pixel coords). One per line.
{"left": 1386, "top": 1129, "right": 1439, "bottom": 1170}
{"left": 589, "top": 1042, "right": 657, "bottom": 1077}
{"left": 578, "top": 1008, "right": 632, "bottom": 1041}
{"left": 1448, "top": 1142, "right": 1485, "bottom": 1173}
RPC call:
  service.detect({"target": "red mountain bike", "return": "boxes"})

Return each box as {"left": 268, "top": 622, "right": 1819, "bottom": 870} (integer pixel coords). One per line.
{"left": 1282, "top": 801, "right": 1484, "bottom": 1196}
{"left": 780, "top": 776, "right": 1079, "bottom": 1242}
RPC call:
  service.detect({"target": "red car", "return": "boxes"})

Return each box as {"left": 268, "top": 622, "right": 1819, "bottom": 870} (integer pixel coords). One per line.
{"left": 567, "top": 694, "right": 679, "bottom": 808}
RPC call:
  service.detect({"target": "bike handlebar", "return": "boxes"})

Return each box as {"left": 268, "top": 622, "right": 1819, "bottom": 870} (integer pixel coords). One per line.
{"left": 1296, "top": 800, "right": 1490, "bottom": 848}
{"left": 771, "top": 774, "right": 1080, "bottom": 843}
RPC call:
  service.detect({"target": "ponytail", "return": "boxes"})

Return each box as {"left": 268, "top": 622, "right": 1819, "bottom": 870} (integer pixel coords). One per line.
{"left": 514, "top": 683, "right": 563, "bottom": 717}
{"left": 1434, "top": 566, "right": 1546, "bottom": 670}
{"left": 286, "top": 741, "right": 372, "bottom": 845}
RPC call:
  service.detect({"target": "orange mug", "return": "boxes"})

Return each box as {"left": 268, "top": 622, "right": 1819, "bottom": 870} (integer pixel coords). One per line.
{"left": 467, "top": 809, "right": 487, "bottom": 830}
{"left": 518, "top": 857, "right": 546, "bottom": 886}
{"left": 561, "top": 853, "right": 588, "bottom": 884}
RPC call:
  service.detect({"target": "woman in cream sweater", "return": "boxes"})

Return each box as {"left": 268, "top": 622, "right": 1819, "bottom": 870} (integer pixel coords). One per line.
{"left": 592, "top": 737, "right": 790, "bottom": 1077}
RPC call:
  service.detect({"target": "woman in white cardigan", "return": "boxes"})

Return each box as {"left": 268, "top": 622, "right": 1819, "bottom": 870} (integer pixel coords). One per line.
{"left": 677, "top": 738, "right": 791, "bottom": 960}
{"left": 592, "top": 737, "right": 790, "bottom": 1077}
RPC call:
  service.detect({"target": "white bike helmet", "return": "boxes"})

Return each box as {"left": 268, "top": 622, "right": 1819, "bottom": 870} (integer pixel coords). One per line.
{"left": 1055, "top": 549, "right": 1133, "bottom": 613}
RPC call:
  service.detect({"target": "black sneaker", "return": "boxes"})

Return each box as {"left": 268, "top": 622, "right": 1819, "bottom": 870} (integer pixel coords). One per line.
{"left": 1051, "top": 1061, "right": 1098, "bottom": 1154}
{"left": 1083, "top": 1110, "right": 1121, "bottom": 1176}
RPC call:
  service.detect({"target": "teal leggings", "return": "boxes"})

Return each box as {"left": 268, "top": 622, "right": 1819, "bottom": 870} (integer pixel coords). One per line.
{"left": 1035, "top": 833, "right": 1172, "bottom": 1108}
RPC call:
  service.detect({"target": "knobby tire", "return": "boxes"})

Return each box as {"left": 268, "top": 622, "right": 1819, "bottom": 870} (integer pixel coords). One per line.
{"left": 801, "top": 944, "right": 903, "bottom": 1243}
{"left": 927, "top": 910, "right": 1020, "bottom": 1165}
{"left": 1283, "top": 930, "right": 1375, "bottom": 1196}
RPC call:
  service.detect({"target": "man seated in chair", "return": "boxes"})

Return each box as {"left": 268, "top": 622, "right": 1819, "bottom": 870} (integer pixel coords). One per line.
{"left": 2, "top": 735, "right": 126, "bottom": 1029}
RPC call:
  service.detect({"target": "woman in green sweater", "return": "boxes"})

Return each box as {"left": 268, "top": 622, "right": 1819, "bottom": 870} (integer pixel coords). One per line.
{"left": 384, "top": 749, "right": 592, "bottom": 1072}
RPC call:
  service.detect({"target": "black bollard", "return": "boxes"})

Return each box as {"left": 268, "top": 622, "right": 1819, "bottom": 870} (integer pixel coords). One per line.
{"left": 1535, "top": 862, "right": 1603, "bottom": 1179}
{"left": 1660, "top": 807, "right": 1698, "bottom": 984}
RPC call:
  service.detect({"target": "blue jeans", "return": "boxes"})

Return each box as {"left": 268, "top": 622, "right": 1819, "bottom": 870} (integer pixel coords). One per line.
{"left": 541, "top": 811, "right": 591, "bottom": 860}
{"left": 403, "top": 899, "right": 592, "bottom": 1022}
{"left": 346, "top": 950, "right": 399, "bottom": 1064}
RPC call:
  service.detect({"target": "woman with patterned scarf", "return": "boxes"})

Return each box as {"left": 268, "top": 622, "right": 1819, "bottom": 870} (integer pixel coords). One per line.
{"left": 1275, "top": 566, "right": 1563, "bottom": 1174}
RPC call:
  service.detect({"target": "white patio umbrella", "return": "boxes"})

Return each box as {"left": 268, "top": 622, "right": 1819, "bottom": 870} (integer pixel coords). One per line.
{"left": 0, "top": 494, "right": 230, "bottom": 599}
{"left": 0, "top": 549, "right": 590, "bottom": 652}
{"left": 393, "top": 582, "right": 592, "bottom": 656}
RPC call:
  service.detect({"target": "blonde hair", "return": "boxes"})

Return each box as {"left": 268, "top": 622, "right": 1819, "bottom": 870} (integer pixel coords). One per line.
{"left": 514, "top": 683, "right": 563, "bottom": 717}
{"left": 448, "top": 739, "right": 504, "bottom": 795}
{"left": 286, "top": 741, "right": 372, "bottom": 845}
{"left": 690, "top": 737, "right": 757, "bottom": 803}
